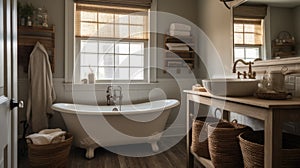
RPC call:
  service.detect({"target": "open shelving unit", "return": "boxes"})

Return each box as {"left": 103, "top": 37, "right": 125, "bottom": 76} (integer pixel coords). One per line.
{"left": 164, "top": 35, "right": 195, "bottom": 72}
{"left": 18, "top": 25, "right": 55, "bottom": 73}
{"left": 271, "top": 31, "right": 296, "bottom": 59}
{"left": 272, "top": 40, "right": 296, "bottom": 58}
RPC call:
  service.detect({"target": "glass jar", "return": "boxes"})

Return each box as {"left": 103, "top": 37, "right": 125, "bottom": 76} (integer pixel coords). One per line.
{"left": 27, "top": 16, "right": 32, "bottom": 27}
{"left": 41, "top": 7, "right": 48, "bottom": 27}
{"left": 35, "top": 7, "right": 48, "bottom": 27}
{"left": 37, "top": 8, "right": 43, "bottom": 26}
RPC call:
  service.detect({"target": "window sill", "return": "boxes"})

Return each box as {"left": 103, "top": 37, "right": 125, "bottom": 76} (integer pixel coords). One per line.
{"left": 63, "top": 82, "right": 158, "bottom": 92}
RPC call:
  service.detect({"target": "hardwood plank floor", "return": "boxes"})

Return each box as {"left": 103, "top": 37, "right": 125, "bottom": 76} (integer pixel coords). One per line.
{"left": 18, "top": 137, "right": 187, "bottom": 168}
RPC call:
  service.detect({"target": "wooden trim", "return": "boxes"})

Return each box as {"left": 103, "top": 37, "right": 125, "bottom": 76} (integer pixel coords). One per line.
{"left": 74, "top": 0, "right": 152, "bottom": 9}
{"left": 235, "top": 44, "right": 262, "bottom": 47}
{"left": 234, "top": 4, "right": 267, "bottom": 19}
{"left": 76, "top": 3, "right": 149, "bottom": 13}
{"left": 234, "top": 18, "right": 262, "bottom": 25}
{"left": 75, "top": 36, "right": 148, "bottom": 41}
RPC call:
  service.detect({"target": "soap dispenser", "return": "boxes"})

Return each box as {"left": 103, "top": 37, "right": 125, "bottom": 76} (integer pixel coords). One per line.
{"left": 88, "top": 66, "right": 95, "bottom": 84}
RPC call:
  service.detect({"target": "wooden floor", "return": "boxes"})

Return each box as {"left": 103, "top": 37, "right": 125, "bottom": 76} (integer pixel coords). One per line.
{"left": 18, "top": 137, "right": 188, "bottom": 168}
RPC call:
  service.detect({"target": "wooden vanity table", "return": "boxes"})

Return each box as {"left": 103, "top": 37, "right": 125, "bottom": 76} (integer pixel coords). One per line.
{"left": 184, "top": 90, "right": 300, "bottom": 168}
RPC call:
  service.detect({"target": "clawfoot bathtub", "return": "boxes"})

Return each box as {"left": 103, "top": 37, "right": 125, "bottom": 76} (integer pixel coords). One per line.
{"left": 51, "top": 99, "right": 180, "bottom": 159}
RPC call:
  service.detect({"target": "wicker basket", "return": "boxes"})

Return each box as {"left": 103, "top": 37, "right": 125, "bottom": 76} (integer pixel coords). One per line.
{"left": 28, "top": 133, "right": 73, "bottom": 168}
{"left": 239, "top": 131, "right": 300, "bottom": 168}
{"left": 208, "top": 121, "right": 252, "bottom": 168}
{"left": 191, "top": 117, "right": 222, "bottom": 159}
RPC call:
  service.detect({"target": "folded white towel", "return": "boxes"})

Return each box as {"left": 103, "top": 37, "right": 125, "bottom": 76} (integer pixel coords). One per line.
{"left": 170, "top": 23, "right": 191, "bottom": 31}
{"left": 166, "top": 43, "right": 188, "bottom": 48}
{"left": 169, "top": 30, "right": 191, "bottom": 37}
{"left": 39, "top": 128, "right": 62, "bottom": 134}
{"left": 168, "top": 46, "right": 190, "bottom": 51}
{"left": 26, "top": 131, "right": 66, "bottom": 145}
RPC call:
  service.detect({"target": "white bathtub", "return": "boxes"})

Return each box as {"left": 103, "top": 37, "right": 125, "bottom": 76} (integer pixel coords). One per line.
{"left": 51, "top": 99, "right": 180, "bottom": 159}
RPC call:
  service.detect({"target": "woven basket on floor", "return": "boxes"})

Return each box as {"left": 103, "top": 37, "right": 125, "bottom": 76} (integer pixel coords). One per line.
{"left": 191, "top": 117, "right": 222, "bottom": 159}
{"left": 208, "top": 121, "right": 252, "bottom": 168}
{"left": 28, "top": 133, "right": 73, "bottom": 168}
{"left": 239, "top": 131, "right": 300, "bottom": 168}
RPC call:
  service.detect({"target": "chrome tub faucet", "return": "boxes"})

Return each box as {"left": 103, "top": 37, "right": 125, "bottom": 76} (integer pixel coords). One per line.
{"left": 106, "top": 85, "right": 123, "bottom": 111}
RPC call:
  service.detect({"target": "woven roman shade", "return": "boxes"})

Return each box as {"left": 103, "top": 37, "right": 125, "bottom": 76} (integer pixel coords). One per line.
{"left": 74, "top": 0, "right": 152, "bottom": 9}
{"left": 234, "top": 18, "right": 263, "bottom": 46}
{"left": 75, "top": 3, "right": 148, "bottom": 39}
{"left": 234, "top": 5, "right": 267, "bottom": 19}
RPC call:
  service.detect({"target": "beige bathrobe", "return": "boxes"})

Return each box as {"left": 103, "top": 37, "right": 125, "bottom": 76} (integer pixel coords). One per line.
{"left": 26, "top": 42, "right": 56, "bottom": 132}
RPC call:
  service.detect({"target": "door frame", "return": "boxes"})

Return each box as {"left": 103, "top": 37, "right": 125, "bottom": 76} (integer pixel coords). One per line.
{"left": 3, "top": 0, "right": 18, "bottom": 167}
{"left": 11, "top": 0, "right": 18, "bottom": 166}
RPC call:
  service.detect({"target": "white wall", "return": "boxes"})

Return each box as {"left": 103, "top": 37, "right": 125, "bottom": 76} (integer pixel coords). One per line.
{"left": 196, "top": 0, "right": 233, "bottom": 78}
{"left": 270, "top": 7, "right": 295, "bottom": 42}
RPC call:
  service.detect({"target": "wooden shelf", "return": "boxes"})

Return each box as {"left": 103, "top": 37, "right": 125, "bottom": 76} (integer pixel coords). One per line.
{"left": 272, "top": 38, "right": 296, "bottom": 58}
{"left": 164, "top": 34, "right": 195, "bottom": 71}
{"left": 18, "top": 26, "right": 55, "bottom": 33}
{"left": 166, "top": 50, "right": 194, "bottom": 54}
{"left": 18, "top": 25, "right": 55, "bottom": 73}
{"left": 165, "top": 57, "right": 194, "bottom": 61}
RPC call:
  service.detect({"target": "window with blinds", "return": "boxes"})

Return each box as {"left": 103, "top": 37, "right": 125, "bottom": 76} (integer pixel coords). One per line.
{"left": 75, "top": 3, "right": 149, "bottom": 81}
{"left": 233, "top": 18, "right": 264, "bottom": 61}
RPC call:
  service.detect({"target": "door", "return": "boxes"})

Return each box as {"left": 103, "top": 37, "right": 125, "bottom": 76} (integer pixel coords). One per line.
{"left": 0, "top": 0, "right": 18, "bottom": 167}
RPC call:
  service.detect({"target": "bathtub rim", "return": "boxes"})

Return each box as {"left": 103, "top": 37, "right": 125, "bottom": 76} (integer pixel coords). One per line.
{"left": 51, "top": 99, "right": 180, "bottom": 115}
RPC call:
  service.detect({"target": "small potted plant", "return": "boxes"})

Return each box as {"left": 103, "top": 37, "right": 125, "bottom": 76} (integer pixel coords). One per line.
{"left": 18, "top": 1, "right": 35, "bottom": 26}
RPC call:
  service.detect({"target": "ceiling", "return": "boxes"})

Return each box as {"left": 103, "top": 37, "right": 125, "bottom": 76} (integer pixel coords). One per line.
{"left": 246, "top": 0, "right": 300, "bottom": 8}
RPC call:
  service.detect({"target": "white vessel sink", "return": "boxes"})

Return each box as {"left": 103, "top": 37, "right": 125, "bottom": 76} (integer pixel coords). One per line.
{"left": 202, "top": 78, "right": 259, "bottom": 97}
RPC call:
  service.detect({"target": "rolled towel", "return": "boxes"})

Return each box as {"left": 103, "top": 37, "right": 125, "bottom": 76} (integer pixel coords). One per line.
{"left": 39, "top": 128, "right": 62, "bottom": 134}
{"left": 170, "top": 23, "right": 191, "bottom": 31}
{"left": 48, "top": 131, "right": 66, "bottom": 144}
{"left": 26, "top": 134, "right": 50, "bottom": 145}
{"left": 168, "top": 46, "right": 190, "bottom": 51}
{"left": 169, "top": 30, "right": 191, "bottom": 37}
{"left": 26, "top": 131, "right": 66, "bottom": 145}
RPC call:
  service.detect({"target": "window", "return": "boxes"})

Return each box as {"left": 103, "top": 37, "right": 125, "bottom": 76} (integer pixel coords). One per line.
{"left": 234, "top": 18, "right": 264, "bottom": 62}
{"left": 74, "top": 3, "right": 149, "bottom": 82}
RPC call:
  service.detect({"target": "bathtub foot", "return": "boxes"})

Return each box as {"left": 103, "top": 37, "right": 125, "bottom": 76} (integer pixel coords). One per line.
{"left": 151, "top": 142, "right": 159, "bottom": 152}
{"left": 85, "top": 148, "right": 95, "bottom": 159}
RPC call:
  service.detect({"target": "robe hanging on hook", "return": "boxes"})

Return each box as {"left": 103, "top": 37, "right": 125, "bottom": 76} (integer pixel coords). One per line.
{"left": 220, "top": 0, "right": 234, "bottom": 9}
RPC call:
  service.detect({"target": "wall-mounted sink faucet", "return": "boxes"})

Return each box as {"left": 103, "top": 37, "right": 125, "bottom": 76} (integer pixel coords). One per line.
{"left": 233, "top": 59, "right": 256, "bottom": 79}
{"left": 106, "top": 85, "right": 122, "bottom": 111}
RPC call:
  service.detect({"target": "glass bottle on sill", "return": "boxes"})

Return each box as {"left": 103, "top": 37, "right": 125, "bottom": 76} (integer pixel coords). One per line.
{"left": 41, "top": 7, "right": 48, "bottom": 27}
{"left": 27, "top": 16, "right": 32, "bottom": 27}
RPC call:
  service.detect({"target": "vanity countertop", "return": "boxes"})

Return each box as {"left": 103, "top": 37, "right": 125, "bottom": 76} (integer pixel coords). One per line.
{"left": 184, "top": 90, "right": 300, "bottom": 109}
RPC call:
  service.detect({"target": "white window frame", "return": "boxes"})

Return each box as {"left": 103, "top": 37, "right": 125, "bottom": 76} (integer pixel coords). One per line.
{"left": 74, "top": 38, "right": 149, "bottom": 83}
{"left": 64, "top": 0, "right": 157, "bottom": 84}
{"left": 233, "top": 19, "right": 264, "bottom": 61}
{"left": 234, "top": 46, "right": 262, "bottom": 61}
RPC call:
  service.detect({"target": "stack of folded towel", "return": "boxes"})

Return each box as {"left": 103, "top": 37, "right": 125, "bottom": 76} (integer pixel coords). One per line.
{"left": 167, "top": 23, "right": 192, "bottom": 51}
{"left": 165, "top": 43, "right": 189, "bottom": 51}
{"left": 169, "top": 23, "right": 191, "bottom": 37}
{"left": 26, "top": 128, "right": 66, "bottom": 145}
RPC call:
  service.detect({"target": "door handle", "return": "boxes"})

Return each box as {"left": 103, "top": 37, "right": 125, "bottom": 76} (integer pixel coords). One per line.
{"left": 10, "top": 99, "right": 24, "bottom": 110}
